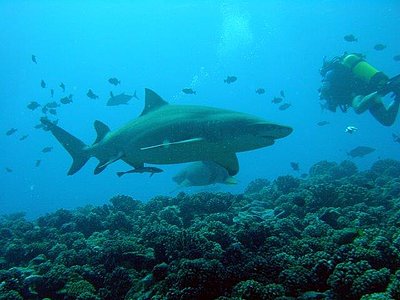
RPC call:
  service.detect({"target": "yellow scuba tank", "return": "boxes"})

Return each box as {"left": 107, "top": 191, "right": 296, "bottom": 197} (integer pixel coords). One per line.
{"left": 342, "top": 54, "right": 388, "bottom": 90}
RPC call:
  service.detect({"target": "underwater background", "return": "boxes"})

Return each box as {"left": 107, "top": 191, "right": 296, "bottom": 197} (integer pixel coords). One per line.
{"left": 1, "top": 1, "right": 400, "bottom": 299}
{"left": 1, "top": 1, "right": 399, "bottom": 218}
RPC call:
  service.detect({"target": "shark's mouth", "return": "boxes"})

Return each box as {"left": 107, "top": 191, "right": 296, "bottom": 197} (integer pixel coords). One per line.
{"left": 250, "top": 123, "right": 293, "bottom": 139}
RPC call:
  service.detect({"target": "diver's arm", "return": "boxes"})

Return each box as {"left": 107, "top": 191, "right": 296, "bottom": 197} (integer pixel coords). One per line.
{"left": 369, "top": 97, "right": 400, "bottom": 126}
{"left": 351, "top": 92, "right": 381, "bottom": 114}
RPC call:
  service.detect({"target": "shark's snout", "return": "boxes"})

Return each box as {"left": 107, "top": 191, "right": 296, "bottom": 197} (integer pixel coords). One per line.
{"left": 250, "top": 122, "right": 293, "bottom": 139}
{"left": 269, "top": 125, "right": 293, "bottom": 139}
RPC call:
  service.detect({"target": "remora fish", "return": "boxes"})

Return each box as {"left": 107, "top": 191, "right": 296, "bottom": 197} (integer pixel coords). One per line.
{"left": 41, "top": 88, "right": 292, "bottom": 176}
{"left": 117, "top": 166, "right": 163, "bottom": 177}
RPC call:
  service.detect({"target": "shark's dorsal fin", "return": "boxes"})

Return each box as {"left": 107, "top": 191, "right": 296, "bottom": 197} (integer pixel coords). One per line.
{"left": 140, "top": 88, "right": 168, "bottom": 116}
{"left": 93, "top": 120, "right": 110, "bottom": 144}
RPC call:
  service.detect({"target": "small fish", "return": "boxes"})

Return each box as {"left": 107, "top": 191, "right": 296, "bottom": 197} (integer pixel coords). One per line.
{"left": 117, "top": 166, "right": 163, "bottom": 177}
{"left": 255, "top": 88, "right": 265, "bottom": 95}
{"left": 344, "top": 34, "right": 357, "bottom": 42}
{"left": 48, "top": 108, "right": 57, "bottom": 115}
{"left": 317, "top": 121, "right": 330, "bottom": 126}
{"left": 280, "top": 90, "right": 285, "bottom": 98}
{"left": 45, "top": 101, "right": 60, "bottom": 108}
{"left": 5, "top": 167, "right": 13, "bottom": 173}
{"left": 300, "top": 173, "right": 308, "bottom": 179}
{"left": 271, "top": 97, "right": 283, "bottom": 104}
{"left": 108, "top": 77, "right": 121, "bottom": 86}
{"left": 60, "top": 94, "right": 73, "bottom": 104}
{"left": 42, "top": 146, "right": 53, "bottom": 153}
{"left": 35, "top": 160, "right": 41, "bottom": 167}
{"left": 290, "top": 162, "right": 300, "bottom": 171}
{"left": 87, "top": 89, "right": 99, "bottom": 99}
{"left": 41, "top": 80, "right": 46, "bottom": 88}
{"left": 59, "top": 82, "right": 65, "bottom": 92}
{"left": 31, "top": 55, "right": 37, "bottom": 64}
{"left": 107, "top": 91, "right": 137, "bottom": 106}
{"left": 6, "top": 128, "right": 17, "bottom": 136}
{"left": 19, "top": 135, "right": 29, "bottom": 141}
{"left": 182, "top": 88, "right": 196, "bottom": 95}
{"left": 373, "top": 44, "right": 386, "bottom": 51}
{"left": 278, "top": 103, "right": 291, "bottom": 111}
{"left": 27, "top": 101, "right": 41, "bottom": 111}
{"left": 50, "top": 89, "right": 54, "bottom": 98}
{"left": 393, "top": 55, "right": 400, "bottom": 62}
{"left": 42, "top": 106, "right": 48, "bottom": 114}
{"left": 345, "top": 126, "right": 358, "bottom": 134}
{"left": 392, "top": 133, "right": 400, "bottom": 143}
{"left": 347, "top": 146, "right": 375, "bottom": 158}
{"left": 224, "top": 76, "right": 237, "bottom": 84}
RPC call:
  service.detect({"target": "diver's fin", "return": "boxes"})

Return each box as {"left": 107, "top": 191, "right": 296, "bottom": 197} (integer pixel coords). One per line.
{"left": 140, "top": 137, "right": 203, "bottom": 151}
{"left": 93, "top": 120, "right": 110, "bottom": 144}
{"left": 140, "top": 88, "right": 169, "bottom": 116}
{"left": 94, "top": 152, "right": 123, "bottom": 175}
{"left": 41, "top": 118, "right": 90, "bottom": 175}
{"left": 213, "top": 153, "right": 239, "bottom": 176}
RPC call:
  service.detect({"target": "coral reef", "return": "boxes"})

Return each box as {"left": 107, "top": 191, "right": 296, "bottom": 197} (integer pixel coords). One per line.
{"left": 1, "top": 159, "right": 400, "bottom": 299}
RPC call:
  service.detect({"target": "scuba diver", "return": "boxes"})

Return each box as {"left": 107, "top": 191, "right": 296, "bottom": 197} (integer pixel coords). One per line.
{"left": 319, "top": 53, "right": 400, "bottom": 126}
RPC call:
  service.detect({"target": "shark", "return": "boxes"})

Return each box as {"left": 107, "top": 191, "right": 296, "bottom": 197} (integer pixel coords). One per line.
{"left": 41, "top": 88, "right": 293, "bottom": 176}
{"left": 107, "top": 91, "right": 138, "bottom": 106}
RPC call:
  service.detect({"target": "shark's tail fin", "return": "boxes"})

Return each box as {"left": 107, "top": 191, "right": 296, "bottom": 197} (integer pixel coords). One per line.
{"left": 41, "top": 118, "right": 90, "bottom": 175}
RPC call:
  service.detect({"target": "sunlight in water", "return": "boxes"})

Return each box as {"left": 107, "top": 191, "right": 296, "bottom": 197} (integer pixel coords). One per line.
{"left": 218, "top": 2, "right": 253, "bottom": 58}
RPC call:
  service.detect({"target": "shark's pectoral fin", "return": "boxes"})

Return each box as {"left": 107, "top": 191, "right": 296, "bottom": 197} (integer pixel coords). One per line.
{"left": 213, "top": 152, "right": 239, "bottom": 176}
{"left": 140, "top": 137, "right": 204, "bottom": 151}
{"left": 94, "top": 152, "right": 124, "bottom": 175}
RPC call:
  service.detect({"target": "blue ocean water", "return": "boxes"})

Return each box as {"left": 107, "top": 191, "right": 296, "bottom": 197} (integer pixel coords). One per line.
{"left": 0, "top": 0, "right": 399, "bottom": 218}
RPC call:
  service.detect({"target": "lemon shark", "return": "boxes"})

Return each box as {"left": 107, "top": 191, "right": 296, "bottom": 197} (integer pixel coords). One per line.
{"left": 41, "top": 88, "right": 292, "bottom": 176}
